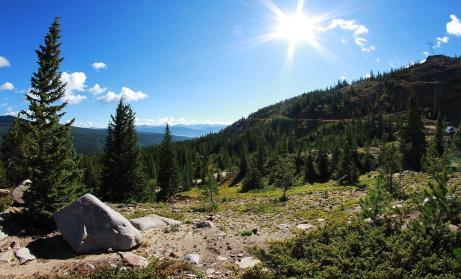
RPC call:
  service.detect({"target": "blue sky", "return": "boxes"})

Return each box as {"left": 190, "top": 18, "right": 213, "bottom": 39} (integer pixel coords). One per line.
{"left": 0, "top": 0, "right": 460, "bottom": 127}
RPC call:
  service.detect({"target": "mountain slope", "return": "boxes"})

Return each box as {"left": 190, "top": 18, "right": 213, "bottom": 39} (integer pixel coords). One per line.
{"left": 137, "top": 124, "right": 227, "bottom": 138}
{"left": 0, "top": 116, "right": 189, "bottom": 154}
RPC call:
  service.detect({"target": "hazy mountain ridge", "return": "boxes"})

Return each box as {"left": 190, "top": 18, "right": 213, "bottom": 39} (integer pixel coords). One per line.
{"left": 137, "top": 124, "right": 227, "bottom": 137}
{"left": 0, "top": 115, "right": 190, "bottom": 154}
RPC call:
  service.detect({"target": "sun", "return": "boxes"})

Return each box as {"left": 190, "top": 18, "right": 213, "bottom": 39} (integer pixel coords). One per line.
{"left": 274, "top": 13, "right": 317, "bottom": 45}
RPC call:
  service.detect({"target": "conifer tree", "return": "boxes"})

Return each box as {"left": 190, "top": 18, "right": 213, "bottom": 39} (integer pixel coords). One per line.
{"left": 360, "top": 174, "right": 392, "bottom": 224}
{"left": 378, "top": 143, "right": 401, "bottom": 196}
{"left": 272, "top": 155, "right": 295, "bottom": 201}
{"left": 238, "top": 148, "right": 248, "bottom": 179}
{"left": 434, "top": 112, "right": 445, "bottom": 156}
{"left": 400, "top": 92, "right": 426, "bottom": 171}
{"left": 316, "top": 145, "right": 330, "bottom": 182}
{"left": 22, "top": 17, "right": 82, "bottom": 222}
{"left": 1, "top": 118, "right": 29, "bottom": 186}
{"left": 256, "top": 141, "right": 266, "bottom": 175}
{"left": 157, "top": 124, "right": 179, "bottom": 201}
{"left": 304, "top": 149, "right": 316, "bottom": 184}
{"left": 242, "top": 160, "right": 262, "bottom": 192}
{"left": 454, "top": 122, "right": 461, "bottom": 152}
{"left": 101, "top": 98, "right": 145, "bottom": 202}
{"left": 338, "top": 133, "right": 359, "bottom": 185}
{"left": 202, "top": 173, "right": 219, "bottom": 212}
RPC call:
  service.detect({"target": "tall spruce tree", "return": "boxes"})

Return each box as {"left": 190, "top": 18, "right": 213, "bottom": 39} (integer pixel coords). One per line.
{"left": 157, "top": 124, "right": 179, "bottom": 201}
{"left": 304, "top": 148, "right": 316, "bottom": 184}
{"left": 400, "top": 92, "right": 426, "bottom": 171}
{"left": 101, "top": 98, "right": 145, "bottom": 202}
{"left": 22, "top": 17, "right": 82, "bottom": 222}
{"left": 316, "top": 145, "right": 330, "bottom": 182}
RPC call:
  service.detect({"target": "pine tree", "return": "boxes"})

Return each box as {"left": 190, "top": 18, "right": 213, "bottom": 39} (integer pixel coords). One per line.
{"left": 400, "top": 92, "right": 426, "bottom": 171}
{"left": 360, "top": 174, "right": 392, "bottom": 224}
{"left": 201, "top": 173, "right": 219, "bottom": 212}
{"left": 238, "top": 148, "right": 248, "bottom": 179}
{"left": 101, "top": 98, "right": 145, "bottom": 202}
{"left": 316, "top": 145, "right": 329, "bottom": 182}
{"left": 22, "top": 17, "right": 82, "bottom": 223}
{"left": 454, "top": 122, "right": 461, "bottom": 152}
{"left": 378, "top": 143, "right": 401, "bottom": 196}
{"left": 256, "top": 141, "right": 266, "bottom": 175}
{"left": 338, "top": 133, "right": 359, "bottom": 185}
{"left": 434, "top": 112, "right": 445, "bottom": 156}
{"left": 157, "top": 124, "right": 179, "bottom": 201}
{"left": 242, "top": 161, "right": 262, "bottom": 192}
{"left": 0, "top": 118, "right": 29, "bottom": 186}
{"left": 304, "top": 149, "right": 316, "bottom": 184}
{"left": 272, "top": 155, "right": 295, "bottom": 201}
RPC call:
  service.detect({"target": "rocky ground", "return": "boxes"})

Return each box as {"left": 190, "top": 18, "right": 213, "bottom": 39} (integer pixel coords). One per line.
{"left": 1, "top": 171, "right": 449, "bottom": 278}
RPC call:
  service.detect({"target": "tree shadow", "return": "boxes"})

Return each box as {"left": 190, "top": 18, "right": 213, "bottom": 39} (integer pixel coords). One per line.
{"left": 27, "top": 234, "right": 76, "bottom": 260}
{"left": 0, "top": 211, "right": 55, "bottom": 238}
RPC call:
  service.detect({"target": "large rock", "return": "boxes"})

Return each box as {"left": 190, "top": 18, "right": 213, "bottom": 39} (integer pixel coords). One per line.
{"left": 236, "top": 256, "right": 260, "bottom": 269}
{"left": 12, "top": 179, "right": 31, "bottom": 205}
{"left": 130, "top": 214, "right": 181, "bottom": 231}
{"left": 118, "top": 251, "right": 149, "bottom": 268}
{"left": 54, "top": 193, "right": 143, "bottom": 254}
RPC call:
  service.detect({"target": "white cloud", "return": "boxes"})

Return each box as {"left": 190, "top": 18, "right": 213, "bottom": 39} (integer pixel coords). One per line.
{"left": 434, "top": 36, "right": 449, "bottom": 48}
{"left": 0, "top": 56, "right": 10, "bottom": 68}
{"left": 422, "top": 51, "right": 430, "bottom": 57}
{"left": 135, "top": 117, "right": 231, "bottom": 126}
{"left": 91, "top": 62, "right": 107, "bottom": 71}
{"left": 339, "top": 76, "right": 347, "bottom": 81}
{"left": 447, "top": 14, "right": 461, "bottom": 36}
{"left": 4, "top": 106, "right": 19, "bottom": 117}
{"left": 323, "top": 19, "right": 375, "bottom": 52}
{"left": 97, "top": 86, "right": 148, "bottom": 103}
{"left": 72, "top": 121, "right": 104, "bottom": 128}
{"left": 60, "top": 72, "right": 87, "bottom": 104}
{"left": 89, "top": 83, "right": 107, "bottom": 95}
{"left": 0, "top": 82, "right": 14, "bottom": 91}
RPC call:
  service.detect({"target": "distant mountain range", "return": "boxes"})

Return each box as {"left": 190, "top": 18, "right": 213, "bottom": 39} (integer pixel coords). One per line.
{"left": 0, "top": 116, "right": 191, "bottom": 154}
{"left": 136, "top": 124, "right": 227, "bottom": 138}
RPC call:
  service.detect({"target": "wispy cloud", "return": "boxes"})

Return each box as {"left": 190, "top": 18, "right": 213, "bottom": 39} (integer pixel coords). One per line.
{"left": 97, "top": 87, "right": 148, "bottom": 103}
{"left": 0, "top": 56, "right": 10, "bottom": 68}
{"left": 0, "top": 82, "right": 14, "bottom": 91}
{"left": 434, "top": 36, "right": 449, "bottom": 48}
{"left": 91, "top": 62, "right": 107, "bottom": 71}
{"left": 323, "top": 19, "right": 375, "bottom": 52}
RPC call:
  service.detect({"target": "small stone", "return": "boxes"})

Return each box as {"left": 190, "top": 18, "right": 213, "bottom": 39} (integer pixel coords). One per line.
{"left": 0, "top": 229, "right": 8, "bottom": 241}
{"left": 236, "top": 256, "right": 260, "bottom": 269}
{"left": 217, "top": 256, "right": 227, "bottom": 261}
{"left": 118, "top": 252, "right": 149, "bottom": 268}
{"left": 10, "top": 241, "right": 20, "bottom": 250}
{"left": 251, "top": 228, "right": 258, "bottom": 235}
{"left": 206, "top": 268, "right": 215, "bottom": 275}
{"left": 15, "top": 248, "right": 36, "bottom": 264}
{"left": 0, "top": 250, "right": 14, "bottom": 263}
{"left": 83, "top": 262, "right": 96, "bottom": 271}
{"left": 196, "top": 221, "right": 214, "bottom": 229}
{"left": 296, "top": 224, "right": 314, "bottom": 230}
{"left": 277, "top": 224, "right": 290, "bottom": 230}
{"left": 185, "top": 253, "right": 200, "bottom": 264}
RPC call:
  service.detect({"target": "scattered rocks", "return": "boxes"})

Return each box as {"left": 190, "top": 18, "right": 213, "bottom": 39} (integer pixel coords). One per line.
{"left": 130, "top": 214, "right": 181, "bottom": 231}
{"left": 54, "top": 193, "right": 143, "bottom": 253}
{"left": 195, "top": 221, "right": 214, "bottom": 229}
{"left": 185, "top": 253, "right": 200, "bottom": 264}
{"left": 236, "top": 256, "right": 260, "bottom": 269}
{"left": 118, "top": 251, "right": 149, "bottom": 268}
{"left": 296, "top": 223, "right": 314, "bottom": 230}
{"left": 0, "top": 250, "right": 14, "bottom": 263}
{"left": 15, "top": 248, "right": 36, "bottom": 264}
{"left": 12, "top": 179, "right": 31, "bottom": 205}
